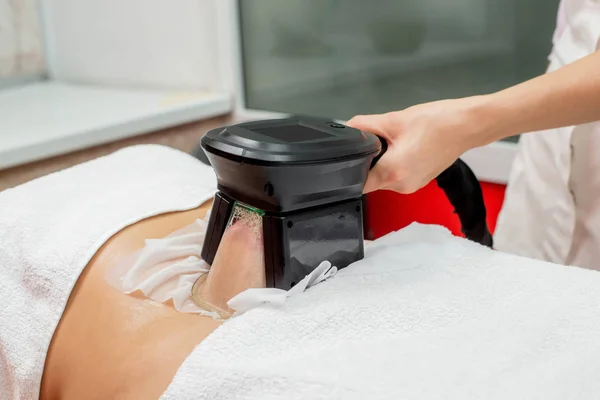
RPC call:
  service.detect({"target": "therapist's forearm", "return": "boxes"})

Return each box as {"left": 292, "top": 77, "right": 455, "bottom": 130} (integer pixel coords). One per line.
{"left": 474, "top": 50, "right": 600, "bottom": 145}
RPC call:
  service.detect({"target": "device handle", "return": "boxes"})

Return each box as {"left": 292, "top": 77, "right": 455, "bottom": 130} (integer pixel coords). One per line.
{"left": 369, "top": 136, "right": 493, "bottom": 248}
{"left": 370, "top": 135, "right": 388, "bottom": 169}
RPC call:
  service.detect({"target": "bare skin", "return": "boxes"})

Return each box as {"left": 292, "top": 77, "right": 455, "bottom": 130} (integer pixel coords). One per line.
{"left": 40, "top": 199, "right": 266, "bottom": 399}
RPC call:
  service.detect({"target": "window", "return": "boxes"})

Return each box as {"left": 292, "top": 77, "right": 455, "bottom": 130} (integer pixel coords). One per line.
{"left": 238, "top": 0, "right": 561, "bottom": 143}
{"left": 0, "top": 0, "right": 46, "bottom": 89}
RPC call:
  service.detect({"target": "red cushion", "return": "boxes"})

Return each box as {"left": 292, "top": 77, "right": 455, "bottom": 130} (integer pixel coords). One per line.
{"left": 364, "top": 181, "right": 506, "bottom": 240}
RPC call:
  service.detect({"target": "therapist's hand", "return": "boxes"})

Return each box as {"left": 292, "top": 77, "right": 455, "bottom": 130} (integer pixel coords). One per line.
{"left": 347, "top": 96, "right": 492, "bottom": 194}
{"left": 348, "top": 50, "right": 600, "bottom": 194}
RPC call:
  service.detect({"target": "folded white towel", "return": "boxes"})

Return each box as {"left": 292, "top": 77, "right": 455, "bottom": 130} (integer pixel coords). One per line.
{"left": 0, "top": 145, "right": 217, "bottom": 400}
{"left": 162, "top": 223, "right": 600, "bottom": 400}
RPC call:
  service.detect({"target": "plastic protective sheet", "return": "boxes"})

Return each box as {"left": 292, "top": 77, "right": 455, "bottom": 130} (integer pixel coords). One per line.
{"left": 104, "top": 216, "right": 220, "bottom": 318}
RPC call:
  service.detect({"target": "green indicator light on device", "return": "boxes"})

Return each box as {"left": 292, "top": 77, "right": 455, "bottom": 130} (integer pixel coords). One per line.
{"left": 234, "top": 201, "right": 265, "bottom": 216}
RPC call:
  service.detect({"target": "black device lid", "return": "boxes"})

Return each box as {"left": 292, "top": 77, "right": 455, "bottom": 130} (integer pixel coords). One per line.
{"left": 201, "top": 117, "right": 381, "bottom": 165}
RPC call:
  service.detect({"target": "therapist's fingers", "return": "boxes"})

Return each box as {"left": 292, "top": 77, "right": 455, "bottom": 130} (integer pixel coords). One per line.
{"left": 346, "top": 114, "right": 394, "bottom": 140}
{"left": 348, "top": 114, "right": 403, "bottom": 193}
{"left": 348, "top": 114, "right": 398, "bottom": 193}
{"left": 364, "top": 157, "right": 417, "bottom": 194}
{"left": 363, "top": 167, "right": 384, "bottom": 194}
{"left": 363, "top": 144, "right": 408, "bottom": 194}
{"left": 363, "top": 158, "right": 389, "bottom": 193}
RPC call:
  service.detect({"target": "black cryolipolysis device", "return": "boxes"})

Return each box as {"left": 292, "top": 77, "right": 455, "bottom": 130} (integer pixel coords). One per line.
{"left": 197, "top": 117, "right": 492, "bottom": 290}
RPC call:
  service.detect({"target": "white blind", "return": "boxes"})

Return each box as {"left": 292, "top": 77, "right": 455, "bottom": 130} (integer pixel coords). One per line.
{"left": 0, "top": 0, "right": 45, "bottom": 80}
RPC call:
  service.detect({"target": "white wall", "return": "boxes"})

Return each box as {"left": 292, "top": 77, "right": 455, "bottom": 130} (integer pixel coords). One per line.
{"left": 41, "top": 0, "right": 220, "bottom": 91}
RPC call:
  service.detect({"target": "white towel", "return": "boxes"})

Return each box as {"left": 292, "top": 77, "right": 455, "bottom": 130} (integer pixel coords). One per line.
{"left": 0, "top": 145, "right": 217, "bottom": 400}
{"left": 162, "top": 223, "right": 600, "bottom": 400}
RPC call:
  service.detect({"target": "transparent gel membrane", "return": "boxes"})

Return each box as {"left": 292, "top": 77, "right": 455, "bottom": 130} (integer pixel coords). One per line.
{"left": 191, "top": 202, "right": 266, "bottom": 315}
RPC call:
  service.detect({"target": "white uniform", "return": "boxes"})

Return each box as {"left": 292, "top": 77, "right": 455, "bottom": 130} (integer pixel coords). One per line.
{"left": 494, "top": 0, "right": 600, "bottom": 269}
